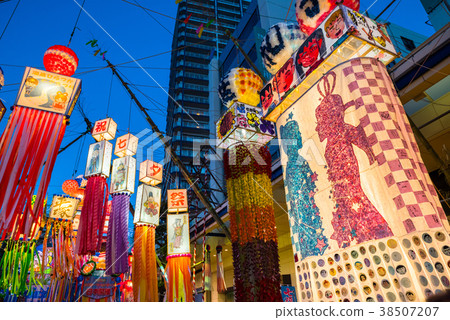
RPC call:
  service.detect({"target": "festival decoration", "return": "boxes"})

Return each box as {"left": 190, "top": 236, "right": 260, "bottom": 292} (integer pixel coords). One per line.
{"left": 167, "top": 189, "right": 188, "bottom": 213}
{"left": 114, "top": 133, "right": 138, "bottom": 157}
{"left": 139, "top": 160, "right": 163, "bottom": 186}
{"left": 216, "top": 102, "right": 276, "bottom": 149}
{"left": 110, "top": 156, "right": 136, "bottom": 194}
{"left": 132, "top": 225, "right": 158, "bottom": 301}
{"left": 0, "top": 66, "right": 4, "bottom": 90}
{"left": 224, "top": 144, "right": 282, "bottom": 301}
{"left": 81, "top": 260, "right": 97, "bottom": 276}
{"left": 76, "top": 135, "right": 113, "bottom": 255}
{"left": 165, "top": 212, "right": 192, "bottom": 302}
{"left": 62, "top": 179, "right": 81, "bottom": 197}
{"left": 0, "top": 60, "right": 81, "bottom": 240}
{"left": 216, "top": 246, "right": 227, "bottom": 294}
{"left": 92, "top": 118, "right": 117, "bottom": 142}
{"left": 261, "top": 5, "right": 397, "bottom": 121}
{"left": 218, "top": 68, "right": 263, "bottom": 109}
{"left": 0, "top": 99, "right": 5, "bottom": 122}
{"left": 274, "top": 57, "right": 450, "bottom": 302}
{"left": 81, "top": 275, "right": 116, "bottom": 302}
{"left": 260, "top": 22, "right": 307, "bottom": 75}
{"left": 134, "top": 184, "right": 161, "bottom": 226}
{"left": 295, "top": 0, "right": 360, "bottom": 35}
{"left": 43, "top": 45, "right": 79, "bottom": 76}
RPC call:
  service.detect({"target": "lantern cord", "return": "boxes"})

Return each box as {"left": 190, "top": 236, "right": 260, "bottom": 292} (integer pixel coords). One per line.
{"left": 0, "top": 0, "right": 21, "bottom": 42}
{"left": 128, "top": 98, "right": 132, "bottom": 133}
{"left": 68, "top": 0, "right": 86, "bottom": 47}
{"left": 72, "top": 134, "right": 85, "bottom": 178}
{"left": 284, "top": 0, "right": 294, "bottom": 22}
{"left": 106, "top": 70, "right": 113, "bottom": 117}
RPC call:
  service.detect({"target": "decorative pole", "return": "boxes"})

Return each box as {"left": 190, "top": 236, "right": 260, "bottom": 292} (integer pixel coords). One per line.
{"left": 132, "top": 160, "right": 163, "bottom": 301}
{"left": 217, "top": 68, "right": 282, "bottom": 301}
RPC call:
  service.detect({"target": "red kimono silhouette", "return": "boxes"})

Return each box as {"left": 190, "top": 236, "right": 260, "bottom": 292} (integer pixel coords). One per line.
{"left": 315, "top": 72, "right": 393, "bottom": 248}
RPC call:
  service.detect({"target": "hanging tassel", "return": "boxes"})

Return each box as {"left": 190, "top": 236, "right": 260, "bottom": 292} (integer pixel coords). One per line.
{"left": 216, "top": 245, "right": 227, "bottom": 294}
{"left": 132, "top": 225, "right": 158, "bottom": 301}
{"left": 105, "top": 193, "right": 130, "bottom": 275}
{"left": 76, "top": 176, "right": 109, "bottom": 255}
{"left": 0, "top": 107, "right": 66, "bottom": 240}
{"left": 165, "top": 254, "right": 192, "bottom": 302}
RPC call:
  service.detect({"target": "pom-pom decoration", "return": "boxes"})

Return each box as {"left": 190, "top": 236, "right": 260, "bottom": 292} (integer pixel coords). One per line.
{"left": 218, "top": 68, "right": 263, "bottom": 108}
{"left": 260, "top": 23, "right": 308, "bottom": 75}
{"left": 295, "top": 0, "right": 360, "bottom": 35}
{"left": 62, "top": 179, "right": 80, "bottom": 197}
{"left": 43, "top": 45, "right": 79, "bottom": 76}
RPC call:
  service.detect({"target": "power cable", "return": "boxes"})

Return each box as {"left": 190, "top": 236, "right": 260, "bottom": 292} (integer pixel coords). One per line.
{"left": 0, "top": 0, "right": 21, "bottom": 41}
{"left": 68, "top": 0, "right": 86, "bottom": 46}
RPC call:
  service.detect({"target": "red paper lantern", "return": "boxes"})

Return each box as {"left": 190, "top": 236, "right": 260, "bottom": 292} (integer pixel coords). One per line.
{"left": 43, "top": 45, "right": 79, "bottom": 76}
{"left": 62, "top": 179, "right": 79, "bottom": 196}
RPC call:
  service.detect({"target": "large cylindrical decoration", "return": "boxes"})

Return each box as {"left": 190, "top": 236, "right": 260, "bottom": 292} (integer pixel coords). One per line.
{"left": 132, "top": 181, "right": 161, "bottom": 302}
{"left": 224, "top": 144, "right": 282, "bottom": 301}
{"left": 276, "top": 57, "right": 450, "bottom": 302}
{"left": 76, "top": 131, "right": 113, "bottom": 255}
{"left": 165, "top": 210, "right": 192, "bottom": 302}
{"left": 0, "top": 60, "right": 81, "bottom": 240}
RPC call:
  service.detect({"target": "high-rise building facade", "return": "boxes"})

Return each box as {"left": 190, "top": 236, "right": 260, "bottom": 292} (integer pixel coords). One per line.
{"left": 164, "top": 0, "right": 251, "bottom": 199}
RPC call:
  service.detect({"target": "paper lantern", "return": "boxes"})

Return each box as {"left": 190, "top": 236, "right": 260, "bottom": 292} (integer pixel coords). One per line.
{"left": 110, "top": 156, "right": 136, "bottom": 194}
{"left": 216, "top": 102, "right": 276, "bottom": 149}
{"left": 295, "top": 0, "right": 360, "bottom": 35}
{"left": 275, "top": 57, "right": 450, "bottom": 301}
{"left": 49, "top": 194, "right": 80, "bottom": 221}
{"left": 262, "top": 5, "right": 397, "bottom": 121}
{"left": 92, "top": 118, "right": 117, "bottom": 141}
{"left": 75, "top": 175, "right": 88, "bottom": 188}
{"left": 261, "top": 22, "right": 308, "bottom": 75}
{"left": 43, "top": 45, "right": 79, "bottom": 76}
{"left": 139, "top": 160, "right": 163, "bottom": 186}
{"left": 15, "top": 67, "right": 81, "bottom": 116}
{"left": 167, "top": 213, "right": 189, "bottom": 254}
{"left": 62, "top": 179, "right": 80, "bottom": 197}
{"left": 218, "top": 68, "right": 263, "bottom": 108}
{"left": 134, "top": 184, "right": 161, "bottom": 226}
{"left": 0, "top": 66, "right": 4, "bottom": 90}
{"left": 114, "top": 133, "right": 138, "bottom": 157}
{"left": 167, "top": 189, "right": 188, "bottom": 213}
{"left": 85, "top": 140, "right": 113, "bottom": 178}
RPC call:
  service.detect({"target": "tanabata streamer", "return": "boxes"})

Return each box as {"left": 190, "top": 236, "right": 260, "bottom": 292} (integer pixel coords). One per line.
{"left": 165, "top": 254, "right": 193, "bottom": 302}
{"left": 216, "top": 245, "right": 227, "bottom": 294}
{"left": 132, "top": 225, "right": 158, "bottom": 302}
{"left": 224, "top": 144, "right": 282, "bottom": 302}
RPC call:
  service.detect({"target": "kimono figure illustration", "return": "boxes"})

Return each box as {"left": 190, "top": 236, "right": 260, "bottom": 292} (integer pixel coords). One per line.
{"left": 113, "top": 162, "right": 126, "bottom": 191}
{"left": 173, "top": 218, "right": 184, "bottom": 248}
{"left": 144, "top": 191, "right": 158, "bottom": 217}
{"left": 280, "top": 116, "right": 328, "bottom": 259}
{"left": 88, "top": 144, "right": 101, "bottom": 174}
{"left": 314, "top": 72, "right": 393, "bottom": 248}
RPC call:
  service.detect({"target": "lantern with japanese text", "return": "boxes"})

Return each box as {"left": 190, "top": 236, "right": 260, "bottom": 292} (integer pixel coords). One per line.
{"left": 114, "top": 133, "right": 138, "bottom": 157}
{"left": 295, "top": 0, "right": 360, "bottom": 35}
{"left": 167, "top": 189, "right": 188, "bottom": 213}
{"left": 76, "top": 125, "right": 114, "bottom": 255}
{"left": 165, "top": 212, "right": 192, "bottom": 302}
{"left": 0, "top": 53, "right": 81, "bottom": 239}
{"left": 218, "top": 68, "right": 263, "bottom": 109}
{"left": 260, "top": 22, "right": 307, "bottom": 75}
{"left": 43, "top": 45, "right": 79, "bottom": 76}
{"left": 139, "top": 160, "right": 163, "bottom": 186}
{"left": 92, "top": 118, "right": 117, "bottom": 142}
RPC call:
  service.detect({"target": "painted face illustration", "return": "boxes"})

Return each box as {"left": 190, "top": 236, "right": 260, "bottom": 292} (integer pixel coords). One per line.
{"left": 297, "top": 38, "right": 323, "bottom": 68}
{"left": 325, "top": 11, "right": 346, "bottom": 39}
{"left": 275, "top": 58, "right": 294, "bottom": 93}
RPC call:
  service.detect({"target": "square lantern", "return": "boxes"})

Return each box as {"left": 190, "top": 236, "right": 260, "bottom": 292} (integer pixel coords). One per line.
{"left": 110, "top": 156, "right": 136, "bottom": 194}
{"left": 262, "top": 4, "right": 398, "bottom": 122}
{"left": 15, "top": 67, "right": 82, "bottom": 117}
{"left": 85, "top": 140, "right": 113, "bottom": 178}
{"left": 167, "top": 213, "right": 190, "bottom": 255}
{"left": 49, "top": 195, "right": 80, "bottom": 221}
{"left": 92, "top": 118, "right": 117, "bottom": 141}
{"left": 134, "top": 184, "right": 161, "bottom": 226}
{"left": 216, "top": 102, "right": 276, "bottom": 149}
{"left": 114, "top": 133, "right": 138, "bottom": 157}
{"left": 139, "top": 160, "right": 163, "bottom": 186}
{"left": 167, "top": 189, "right": 188, "bottom": 213}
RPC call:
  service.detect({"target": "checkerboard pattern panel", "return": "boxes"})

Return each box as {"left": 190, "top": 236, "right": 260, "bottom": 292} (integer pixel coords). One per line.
{"left": 343, "top": 58, "right": 446, "bottom": 234}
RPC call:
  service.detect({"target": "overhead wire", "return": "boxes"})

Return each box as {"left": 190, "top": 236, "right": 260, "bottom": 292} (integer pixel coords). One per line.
{"left": 0, "top": 0, "right": 21, "bottom": 41}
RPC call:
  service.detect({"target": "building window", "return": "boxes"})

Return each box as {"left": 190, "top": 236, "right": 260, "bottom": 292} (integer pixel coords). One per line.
{"left": 400, "top": 36, "right": 416, "bottom": 51}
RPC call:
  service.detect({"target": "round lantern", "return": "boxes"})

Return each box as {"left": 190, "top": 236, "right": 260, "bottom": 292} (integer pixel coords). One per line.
{"left": 260, "top": 23, "right": 307, "bottom": 75}
{"left": 0, "top": 66, "right": 4, "bottom": 90}
{"left": 43, "top": 45, "right": 79, "bottom": 76}
{"left": 295, "top": 0, "right": 360, "bottom": 35}
{"left": 218, "top": 68, "right": 263, "bottom": 108}
{"left": 62, "top": 179, "right": 80, "bottom": 197}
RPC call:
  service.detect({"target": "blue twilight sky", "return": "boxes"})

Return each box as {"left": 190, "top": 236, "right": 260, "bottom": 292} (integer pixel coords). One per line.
{"left": 0, "top": 0, "right": 437, "bottom": 200}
